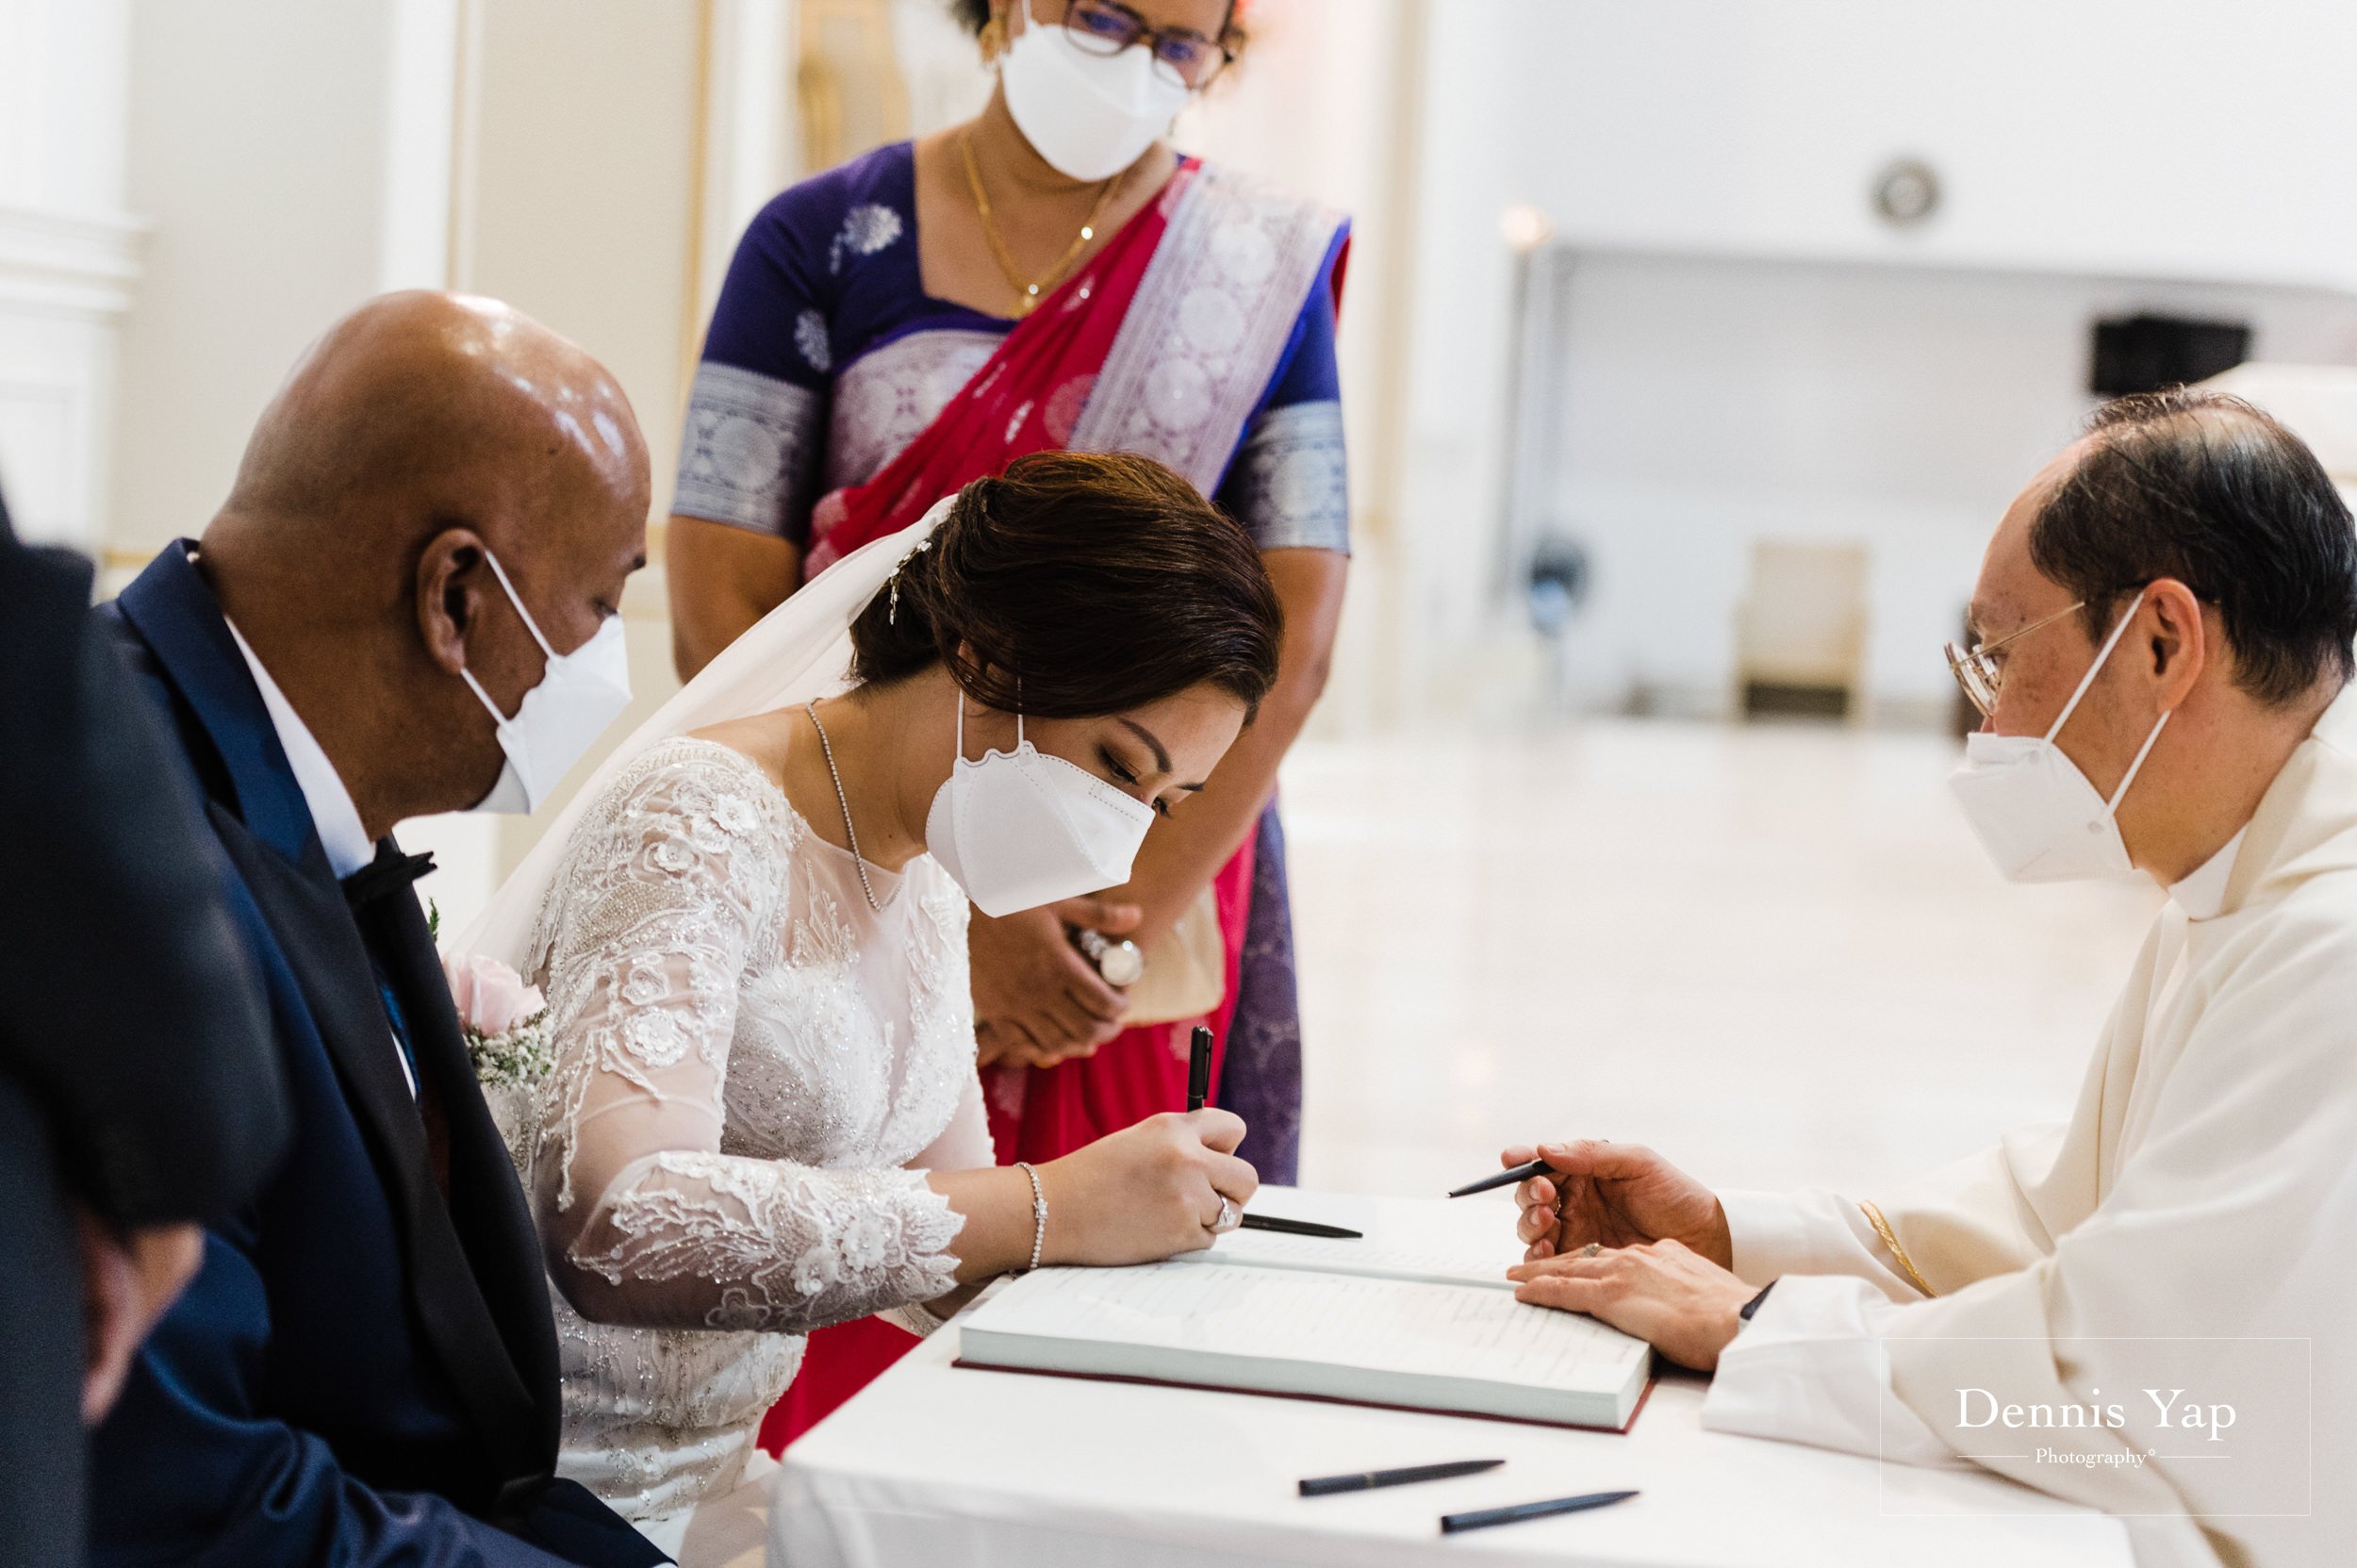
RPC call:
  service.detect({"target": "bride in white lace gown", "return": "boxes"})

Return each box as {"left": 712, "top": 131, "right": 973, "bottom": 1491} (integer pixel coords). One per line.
{"left": 525, "top": 734, "right": 981, "bottom": 1531}
{"left": 462, "top": 454, "right": 1289, "bottom": 1559}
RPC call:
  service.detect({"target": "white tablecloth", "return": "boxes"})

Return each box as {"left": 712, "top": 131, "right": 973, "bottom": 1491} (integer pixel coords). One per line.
{"left": 770, "top": 1191, "right": 2134, "bottom": 1568}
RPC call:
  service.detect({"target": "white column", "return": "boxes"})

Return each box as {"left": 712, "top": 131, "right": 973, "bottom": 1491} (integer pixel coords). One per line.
{"left": 0, "top": 0, "right": 142, "bottom": 552}
{"left": 381, "top": 0, "right": 463, "bottom": 293}
{"left": 109, "top": 0, "right": 464, "bottom": 563}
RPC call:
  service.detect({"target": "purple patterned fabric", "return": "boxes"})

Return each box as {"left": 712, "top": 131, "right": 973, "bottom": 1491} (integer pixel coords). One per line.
{"left": 676, "top": 142, "right": 1351, "bottom": 554}
{"left": 1221, "top": 802, "right": 1303, "bottom": 1182}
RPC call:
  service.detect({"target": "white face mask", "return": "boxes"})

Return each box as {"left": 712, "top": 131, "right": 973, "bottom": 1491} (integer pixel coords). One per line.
{"left": 1946, "top": 590, "right": 2170, "bottom": 883}
{"left": 924, "top": 692, "right": 1157, "bottom": 917}
{"left": 999, "top": 0, "right": 1194, "bottom": 183}
{"left": 458, "top": 551, "right": 634, "bottom": 814}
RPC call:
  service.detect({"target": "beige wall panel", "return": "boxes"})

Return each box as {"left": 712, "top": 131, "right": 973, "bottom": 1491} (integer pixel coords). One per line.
{"left": 441, "top": 0, "right": 710, "bottom": 891}
{"left": 459, "top": 0, "right": 705, "bottom": 517}
{"left": 110, "top": 0, "right": 400, "bottom": 553}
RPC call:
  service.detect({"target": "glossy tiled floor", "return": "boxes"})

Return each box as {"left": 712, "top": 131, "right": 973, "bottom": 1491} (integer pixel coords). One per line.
{"left": 1279, "top": 718, "right": 2160, "bottom": 1206}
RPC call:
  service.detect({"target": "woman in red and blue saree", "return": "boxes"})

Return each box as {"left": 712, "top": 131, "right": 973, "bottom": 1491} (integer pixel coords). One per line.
{"left": 664, "top": 0, "right": 1347, "bottom": 1443}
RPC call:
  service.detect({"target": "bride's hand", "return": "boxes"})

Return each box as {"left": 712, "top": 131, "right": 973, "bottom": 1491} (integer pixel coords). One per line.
{"left": 1038, "top": 1110, "right": 1256, "bottom": 1267}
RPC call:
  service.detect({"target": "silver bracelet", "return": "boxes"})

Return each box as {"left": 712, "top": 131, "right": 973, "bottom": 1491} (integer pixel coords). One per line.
{"left": 1014, "top": 1161, "right": 1047, "bottom": 1272}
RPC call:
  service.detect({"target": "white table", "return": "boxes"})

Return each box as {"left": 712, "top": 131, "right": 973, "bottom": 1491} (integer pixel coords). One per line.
{"left": 771, "top": 1192, "right": 2133, "bottom": 1568}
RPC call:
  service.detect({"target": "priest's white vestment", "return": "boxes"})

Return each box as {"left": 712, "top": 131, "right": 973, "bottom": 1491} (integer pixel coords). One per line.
{"left": 1706, "top": 684, "right": 2357, "bottom": 1568}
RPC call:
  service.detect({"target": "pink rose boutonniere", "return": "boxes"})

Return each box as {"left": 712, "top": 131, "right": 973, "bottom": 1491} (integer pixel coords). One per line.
{"left": 444, "top": 952, "right": 553, "bottom": 1089}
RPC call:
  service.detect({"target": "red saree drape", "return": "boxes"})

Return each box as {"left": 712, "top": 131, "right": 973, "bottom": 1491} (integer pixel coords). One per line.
{"left": 798, "top": 164, "right": 1195, "bottom": 580}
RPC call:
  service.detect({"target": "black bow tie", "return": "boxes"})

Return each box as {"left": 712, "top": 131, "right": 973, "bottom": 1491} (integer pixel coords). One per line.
{"left": 341, "top": 849, "right": 437, "bottom": 910}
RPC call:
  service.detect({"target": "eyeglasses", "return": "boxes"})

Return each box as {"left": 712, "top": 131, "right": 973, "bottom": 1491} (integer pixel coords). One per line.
{"left": 1943, "top": 601, "right": 2086, "bottom": 718}
{"left": 1058, "top": 0, "right": 1236, "bottom": 90}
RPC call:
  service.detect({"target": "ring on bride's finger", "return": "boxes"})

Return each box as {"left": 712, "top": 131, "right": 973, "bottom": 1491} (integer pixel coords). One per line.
{"left": 1579, "top": 1242, "right": 1603, "bottom": 1258}
{"left": 1209, "top": 1196, "right": 1240, "bottom": 1233}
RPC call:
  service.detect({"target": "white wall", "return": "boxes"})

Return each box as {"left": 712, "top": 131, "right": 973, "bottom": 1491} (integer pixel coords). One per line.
{"left": 1382, "top": 0, "right": 1525, "bottom": 718}
{"left": 110, "top": 0, "right": 459, "bottom": 556}
{"left": 1541, "top": 257, "right": 2357, "bottom": 718}
{"left": 0, "top": 0, "right": 140, "bottom": 551}
{"left": 1388, "top": 0, "right": 2357, "bottom": 724}
{"left": 0, "top": 0, "right": 130, "bottom": 212}
{"left": 1496, "top": 0, "right": 2357, "bottom": 290}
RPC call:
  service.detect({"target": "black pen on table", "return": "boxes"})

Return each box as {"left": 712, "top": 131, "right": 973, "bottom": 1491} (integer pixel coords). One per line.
{"left": 1186, "top": 1023, "right": 1212, "bottom": 1112}
{"left": 1298, "top": 1459, "right": 1504, "bottom": 1497}
{"left": 1441, "top": 1488, "right": 1640, "bottom": 1534}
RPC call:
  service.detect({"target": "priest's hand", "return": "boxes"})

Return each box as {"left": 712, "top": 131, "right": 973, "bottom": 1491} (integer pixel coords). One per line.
{"left": 1508, "top": 1239, "right": 1754, "bottom": 1372}
{"left": 1505, "top": 1140, "right": 1734, "bottom": 1269}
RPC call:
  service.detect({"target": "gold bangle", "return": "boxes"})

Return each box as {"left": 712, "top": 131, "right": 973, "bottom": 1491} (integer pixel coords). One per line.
{"left": 1858, "top": 1199, "right": 1937, "bottom": 1297}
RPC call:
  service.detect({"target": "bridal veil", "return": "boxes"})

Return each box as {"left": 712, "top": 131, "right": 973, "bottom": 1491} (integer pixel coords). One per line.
{"left": 458, "top": 501, "right": 948, "bottom": 975}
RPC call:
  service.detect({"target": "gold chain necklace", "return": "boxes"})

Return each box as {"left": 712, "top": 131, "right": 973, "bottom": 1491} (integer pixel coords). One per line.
{"left": 961, "top": 127, "right": 1120, "bottom": 316}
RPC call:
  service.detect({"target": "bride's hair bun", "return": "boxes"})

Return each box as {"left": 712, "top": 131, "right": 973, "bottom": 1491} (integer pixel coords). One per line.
{"left": 848, "top": 451, "right": 1282, "bottom": 719}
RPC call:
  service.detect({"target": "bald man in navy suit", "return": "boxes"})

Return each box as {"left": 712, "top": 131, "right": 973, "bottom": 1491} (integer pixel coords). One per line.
{"left": 92, "top": 293, "right": 666, "bottom": 1568}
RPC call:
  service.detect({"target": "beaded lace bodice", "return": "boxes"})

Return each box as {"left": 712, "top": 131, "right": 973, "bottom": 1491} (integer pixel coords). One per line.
{"left": 516, "top": 735, "right": 986, "bottom": 1523}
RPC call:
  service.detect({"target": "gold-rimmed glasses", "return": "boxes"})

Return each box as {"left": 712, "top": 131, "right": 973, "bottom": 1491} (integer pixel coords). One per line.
{"left": 1944, "top": 601, "right": 2085, "bottom": 718}
{"left": 1059, "top": 0, "right": 1236, "bottom": 90}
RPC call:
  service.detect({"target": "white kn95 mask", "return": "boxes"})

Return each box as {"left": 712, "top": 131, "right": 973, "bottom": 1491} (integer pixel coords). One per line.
{"left": 925, "top": 692, "right": 1156, "bottom": 917}
{"left": 458, "top": 551, "right": 633, "bottom": 815}
{"left": 1947, "top": 590, "right": 2169, "bottom": 883}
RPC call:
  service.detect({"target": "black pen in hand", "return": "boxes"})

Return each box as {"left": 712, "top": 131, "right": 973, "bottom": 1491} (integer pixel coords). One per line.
{"left": 1448, "top": 1157, "right": 1551, "bottom": 1198}
{"left": 1237, "top": 1213, "right": 1361, "bottom": 1240}
{"left": 1186, "top": 1023, "right": 1212, "bottom": 1112}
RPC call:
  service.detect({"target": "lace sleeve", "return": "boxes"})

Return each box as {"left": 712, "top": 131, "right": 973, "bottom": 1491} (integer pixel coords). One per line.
{"left": 877, "top": 1074, "right": 993, "bottom": 1339}
{"left": 533, "top": 747, "right": 964, "bottom": 1332}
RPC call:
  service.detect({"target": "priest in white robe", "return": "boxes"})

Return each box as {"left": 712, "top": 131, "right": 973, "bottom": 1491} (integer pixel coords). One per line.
{"left": 1506, "top": 388, "right": 2357, "bottom": 1568}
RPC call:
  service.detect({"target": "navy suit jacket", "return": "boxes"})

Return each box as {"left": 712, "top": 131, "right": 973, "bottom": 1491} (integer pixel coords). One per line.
{"left": 89, "top": 543, "right": 666, "bottom": 1568}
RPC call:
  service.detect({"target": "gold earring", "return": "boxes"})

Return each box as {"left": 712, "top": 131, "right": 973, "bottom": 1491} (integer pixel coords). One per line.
{"left": 978, "top": 14, "right": 1006, "bottom": 61}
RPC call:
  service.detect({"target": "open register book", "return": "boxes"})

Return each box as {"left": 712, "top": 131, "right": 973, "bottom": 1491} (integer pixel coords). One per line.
{"left": 955, "top": 1192, "right": 1653, "bottom": 1431}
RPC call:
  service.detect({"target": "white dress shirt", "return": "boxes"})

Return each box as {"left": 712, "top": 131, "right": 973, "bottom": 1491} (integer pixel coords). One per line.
{"left": 223, "top": 618, "right": 417, "bottom": 1098}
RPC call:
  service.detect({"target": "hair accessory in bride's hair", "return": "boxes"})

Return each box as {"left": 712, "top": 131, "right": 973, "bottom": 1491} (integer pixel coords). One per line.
{"left": 886, "top": 537, "right": 931, "bottom": 626}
